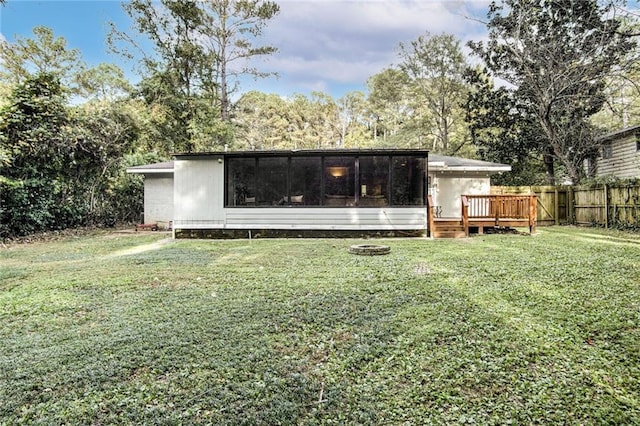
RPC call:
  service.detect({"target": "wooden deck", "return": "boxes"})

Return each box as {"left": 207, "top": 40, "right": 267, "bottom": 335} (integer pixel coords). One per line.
{"left": 427, "top": 195, "right": 537, "bottom": 238}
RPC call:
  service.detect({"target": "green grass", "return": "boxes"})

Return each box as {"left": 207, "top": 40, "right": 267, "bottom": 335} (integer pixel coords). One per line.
{"left": 1, "top": 227, "right": 639, "bottom": 424}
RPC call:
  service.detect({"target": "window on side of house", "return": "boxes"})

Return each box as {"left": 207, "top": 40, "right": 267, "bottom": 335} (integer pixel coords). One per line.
{"left": 635, "top": 132, "right": 640, "bottom": 151}
{"left": 226, "top": 158, "right": 256, "bottom": 206}
{"left": 324, "top": 157, "right": 356, "bottom": 206}
{"left": 226, "top": 154, "right": 427, "bottom": 208}
{"left": 602, "top": 144, "right": 613, "bottom": 159}
{"left": 290, "top": 157, "right": 321, "bottom": 206}
{"left": 256, "top": 157, "right": 288, "bottom": 206}
{"left": 391, "top": 156, "right": 426, "bottom": 206}
{"left": 359, "top": 156, "right": 389, "bottom": 207}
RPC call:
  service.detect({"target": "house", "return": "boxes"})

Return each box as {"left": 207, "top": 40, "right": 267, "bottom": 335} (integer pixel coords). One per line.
{"left": 127, "top": 149, "right": 513, "bottom": 238}
{"left": 588, "top": 124, "right": 640, "bottom": 179}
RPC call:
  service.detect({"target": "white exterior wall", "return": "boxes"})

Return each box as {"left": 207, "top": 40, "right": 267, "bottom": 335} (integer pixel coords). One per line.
{"left": 596, "top": 135, "right": 640, "bottom": 178}
{"left": 172, "top": 156, "right": 427, "bottom": 231}
{"left": 171, "top": 158, "right": 496, "bottom": 231}
{"left": 174, "top": 157, "right": 225, "bottom": 227}
{"left": 218, "top": 207, "right": 425, "bottom": 230}
{"left": 431, "top": 173, "right": 491, "bottom": 217}
{"left": 144, "top": 175, "right": 173, "bottom": 226}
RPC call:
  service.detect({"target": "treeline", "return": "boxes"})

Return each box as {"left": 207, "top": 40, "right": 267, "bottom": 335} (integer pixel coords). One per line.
{"left": 2, "top": 0, "right": 640, "bottom": 238}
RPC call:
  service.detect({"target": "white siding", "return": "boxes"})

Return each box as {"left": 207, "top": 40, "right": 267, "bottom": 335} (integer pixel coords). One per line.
{"left": 144, "top": 175, "right": 173, "bottom": 226}
{"left": 174, "top": 157, "right": 225, "bottom": 224}
{"left": 432, "top": 173, "right": 490, "bottom": 217}
{"left": 596, "top": 135, "right": 640, "bottom": 178}
{"left": 175, "top": 207, "right": 426, "bottom": 230}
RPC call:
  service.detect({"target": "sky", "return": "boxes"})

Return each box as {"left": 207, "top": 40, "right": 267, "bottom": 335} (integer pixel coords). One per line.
{"left": 0, "top": 0, "right": 491, "bottom": 99}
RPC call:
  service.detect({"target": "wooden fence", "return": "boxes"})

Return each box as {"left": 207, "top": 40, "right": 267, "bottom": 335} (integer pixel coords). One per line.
{"left": 492, "top": 184, "right": 640, "bottom": 228}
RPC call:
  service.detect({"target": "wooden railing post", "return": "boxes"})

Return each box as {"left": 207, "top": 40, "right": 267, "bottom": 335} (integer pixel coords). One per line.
{"left": 461, "top": 196, "right": 469, "bottom": 237}
{"left": 427, "top": 195, "right": 435, "bottom": 238}
{"left": 529, "top": 195, "right": 537, "bottom": 234}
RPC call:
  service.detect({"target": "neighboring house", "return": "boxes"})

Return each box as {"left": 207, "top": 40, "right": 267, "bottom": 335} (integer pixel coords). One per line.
{"left": 127, "top": 150, "right": 511, "bottom": 237}
{"left": 588, "top": 124, "right": 640, "bottom": 179}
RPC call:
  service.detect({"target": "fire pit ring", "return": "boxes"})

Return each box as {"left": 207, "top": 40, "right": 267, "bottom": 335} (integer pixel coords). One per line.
{"left": 348, "top": 244, "right": 391, "bottom": 256}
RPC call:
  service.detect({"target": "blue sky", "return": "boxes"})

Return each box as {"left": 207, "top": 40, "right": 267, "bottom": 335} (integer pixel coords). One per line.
{"left": 1, "top": 0, "right": 491, "bottom": 99}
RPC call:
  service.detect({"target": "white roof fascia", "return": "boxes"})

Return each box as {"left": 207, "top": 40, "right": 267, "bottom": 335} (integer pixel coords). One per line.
{"left": 126, "top": 167, "right": 174, "bottom": 174}
{"left": 429, "top": 165, "right": 511, "bottom": 173}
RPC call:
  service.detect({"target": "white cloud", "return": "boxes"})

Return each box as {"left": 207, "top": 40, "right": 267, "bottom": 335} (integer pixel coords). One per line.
{"left": 249, "top": 0, "right": 490, "bottom": 97}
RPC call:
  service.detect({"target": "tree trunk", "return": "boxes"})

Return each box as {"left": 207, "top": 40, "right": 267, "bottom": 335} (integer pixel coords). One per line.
{"left": 544, "top": 149, "right": 555, "bottom": 185}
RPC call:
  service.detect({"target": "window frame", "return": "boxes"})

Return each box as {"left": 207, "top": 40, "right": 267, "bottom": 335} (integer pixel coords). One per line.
{"left": 224, "top": 152, "right": 427, "bottom": 208}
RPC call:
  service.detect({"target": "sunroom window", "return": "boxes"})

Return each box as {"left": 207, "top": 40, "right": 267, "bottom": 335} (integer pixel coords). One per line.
{"left": 324, "top": 157, "right": 355, "bottom": 206}
{"left": 225, "top": 153, "right": 426, "bottom": 208}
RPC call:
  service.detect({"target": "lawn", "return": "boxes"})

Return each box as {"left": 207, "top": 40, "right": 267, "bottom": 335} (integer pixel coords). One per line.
{"left": 1, "top": 227, "right": 639, "bottom": 424}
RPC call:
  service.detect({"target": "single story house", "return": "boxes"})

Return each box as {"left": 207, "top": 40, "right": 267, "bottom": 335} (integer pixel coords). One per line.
{"left": 587, "top": 124, "right": 640, "bottom": 179}
{"left": 127, "top": 149, "right": 511, "bottom": 238}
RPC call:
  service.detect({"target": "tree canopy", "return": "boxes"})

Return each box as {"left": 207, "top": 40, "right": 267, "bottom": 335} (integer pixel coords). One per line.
{"left": 469, "top": 0, "right": 636, "bottom": 184}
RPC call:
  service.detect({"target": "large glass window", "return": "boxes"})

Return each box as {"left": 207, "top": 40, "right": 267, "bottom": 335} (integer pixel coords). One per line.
{"left": 291, "top": 157, "right": 321, "bottom": 206}
{"left": 257, "top": 157, "right": 288, "bottom": 206}
{"left": 391, "top": 156, "right": 425, "bottom": 206}
{"left": 324, "top": 157, "right": 355, "bottom": 206}
{"left": 226, "top": 158, "right": 256, "bottom": 206}
{"left": 226, "top": 153, "right": 426, "bottom": 207}
{"left": 359, "top": 156, "right": 389, "bottom": 207}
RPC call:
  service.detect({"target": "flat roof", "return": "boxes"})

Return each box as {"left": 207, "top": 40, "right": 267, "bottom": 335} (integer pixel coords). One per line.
{"left": 429, "top": 154, "right": 510, "bottom": 172}
{"left": 128, "top": 152, "right": 511, "bottom": 174}
{"left": 173, "top": 148, "right": 429, "bottom": 158}
{"left": 126, "top": 161, "right": 174, "bottom": 174}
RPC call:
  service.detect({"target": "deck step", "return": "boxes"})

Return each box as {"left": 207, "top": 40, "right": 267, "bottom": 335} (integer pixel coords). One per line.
{"left": 431, "top": 219, "right": 467, "bottom": 238}
{"left": 432, "top": 230, "right": 467, "bottom": 239}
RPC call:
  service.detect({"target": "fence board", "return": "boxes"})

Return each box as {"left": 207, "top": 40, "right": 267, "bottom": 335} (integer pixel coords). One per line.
{"left": 492, "top": 186, "right": 569, "bottom": 225}
{"left": 492, "top": 184, "right": 640, "bottom": 228}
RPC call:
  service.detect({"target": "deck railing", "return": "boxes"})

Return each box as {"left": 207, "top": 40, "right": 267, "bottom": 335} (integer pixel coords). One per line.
{"left": 426, "top": 195, "right": 436, "bottom": 237}
{"left": 462, "top": 194, "right": 537, "bottom": 235}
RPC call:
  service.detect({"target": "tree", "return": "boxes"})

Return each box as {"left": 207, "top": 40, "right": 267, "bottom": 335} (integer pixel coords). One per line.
{"left": 110, "top": 0, "right": 279, "bottom": 152}
{"left": 110, "top": 0, "right": 216, "bottom": 152}
{"left": 469, "top": 0, "right": 636, "bottom": 184}
{"left": 465, "top": 68, "right": 546, "bottom": 184}
{"left": 0, "top": 26, "right": 82, "bottom": 88}
{"left": 75, "top": 63, "right": 133, "bottom": 101}
{"left": 201, "top": 0, "right": 280, "bottom": 122}
{"left": 398, "top": 32, "right": 471, "bottom": 155}
{"left": 367, "top": 68, "right": 411, "bottom": 143}
{"left": 0, "top": 73, "right": 76, "bottom": 236}
{"left": 66, "top": 100, "right": 143, "bottom": 223}
{"left": 234, "top": 91, "right": 289, "bottom": 149}
{"left": 336, "top": 91, "right": 372, "bottom": 148}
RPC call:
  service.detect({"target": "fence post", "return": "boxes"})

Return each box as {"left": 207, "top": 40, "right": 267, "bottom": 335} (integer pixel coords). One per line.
{"left": 568, "top": 186, "right": 574, "bottom": 224}
{"left": 604, "top": 184, "right": 609, "bottom": 229}
{"left": 554, "top": 187, "right": 559, "bottom": 225}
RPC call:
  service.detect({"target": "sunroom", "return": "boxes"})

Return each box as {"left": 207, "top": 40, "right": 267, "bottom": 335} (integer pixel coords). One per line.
{"left": 172, "top": 149, "right": 430, "bottom": 237}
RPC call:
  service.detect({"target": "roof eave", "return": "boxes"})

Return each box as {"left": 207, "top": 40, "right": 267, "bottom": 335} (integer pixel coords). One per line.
{"left": 431, "top": 166, "right": 511, "bottom": 173}
{"left": 126, "top": 168, "right": 174, "bottom": 174}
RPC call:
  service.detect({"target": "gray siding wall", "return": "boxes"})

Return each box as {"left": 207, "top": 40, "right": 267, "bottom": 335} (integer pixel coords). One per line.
{"left": 144, "top": 175, "right": 173, "bottom": 226}
{"left": 174, "top": 207, "right": 426, "bottom": 230}
{"left": 597, "top": 134, "right": 640, "bottom": 178}
{"left": 174, "top": 157, "right": 225, "bottom": 225}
